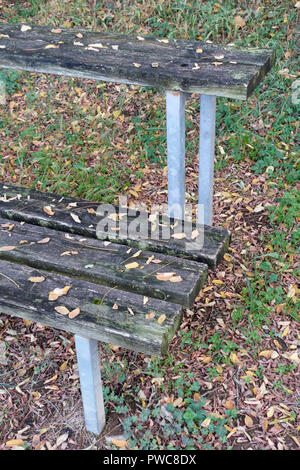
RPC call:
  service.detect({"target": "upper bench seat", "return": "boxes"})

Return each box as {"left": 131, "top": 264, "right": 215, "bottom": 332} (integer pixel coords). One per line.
{"left": 0, "top": 23, "right": 275, "bottom": 100}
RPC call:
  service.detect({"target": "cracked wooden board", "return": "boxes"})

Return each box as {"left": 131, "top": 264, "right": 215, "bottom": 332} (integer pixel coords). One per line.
{"left": 0, "top": 259, "right": 182, "bottom": 356}
{"left": 0, "top": 216, "right": 207, "bottom": 307}
{"left": 0, "top": 183, "right": 230, "bottom": 269}
{"left": 0, "top": 23, "right": 275, "bottom": 99}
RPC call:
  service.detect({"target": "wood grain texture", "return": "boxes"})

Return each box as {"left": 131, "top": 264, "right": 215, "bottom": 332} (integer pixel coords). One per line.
{"left": 0, "top": 183, "right": 230, "bottom": 269}
{"left": 0, "top": 23, "right": 275, "bottom": 99}
{"left": 0, "top": 259, "right": 182, "bottom": 356}
{"left": 0, "top": 216, "right": 207, "bottom": 307}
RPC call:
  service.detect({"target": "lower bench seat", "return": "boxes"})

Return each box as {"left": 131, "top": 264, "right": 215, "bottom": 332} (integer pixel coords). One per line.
{"left": 0, "top": 259, "right": 182, "bottom": 356}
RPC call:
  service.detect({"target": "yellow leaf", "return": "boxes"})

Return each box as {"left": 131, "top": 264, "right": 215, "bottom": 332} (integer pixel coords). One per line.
{"left": 156, "top": 272, "right": 176, "bottom": 281}
{"left": 37, "top": 237, "right": 50, "bottom": 244}
{"left": 68, "top": 308, "right": 80, "bottom": 319}
{"left": 173, "top": 397, "right": 183, "bottom": 407}
{"left": 201, "top": 417, "right": 211, "bottom": 428}
{"left": 267, "top": 406, "right": 275, "bottom": 418}
{"left": 49, "top": 285, "right": 71, "bottom": 301}
{"left": 171, "top": 232, "right": 186, "bottom": 240}
{"left": 223, "top": 254, "right": 231, "bottom": 262}
{"left": 43, "top": 206, "right": 55, "bottom": 216}
{"left": 111, "top": 438, "right": 128, "bottom": 448}
{"left": 282, "top": 326, "right": 290, "bottom": 337}
{"left": 201, "top": 355, "right": 212, "bottom": 364}
{"left": 60, "top": 361, "right": 68, "bottom": 371}
{"left": 0, "top": 245, "right": 16, "bottom": 251}
{"left": 131, "top": 250, "right": 142, "bottom": 258}
{"left": 55, "top": 306, "right": 70, "bottom": 316}
{"left": 157, "top": 314, "right": 166, "bottom": 324}
{"left": 6, "top": 439, "right": 24, "bottom": 447}
{"left": 169, "top": 275, "right": 183, "bottom": 283}
{"left": 230, "top": 352, "right": 242, "bottom": 365}
{"left": 245, "top": 415, "right": 253, "bottom": 427}
{"left": 288, "top": 352, "right": 299, "bottom": 364}
{"left": 125, "top": 262, "right": 139, "bottom": 269}
{"left": 212, "top": 279, "right": 223, "bottom": 285}
{"left": 225, "top": 400, "right": 235, "bottom": 410}
{"left": 259, "top": 350, "right": 273, "bottom": 359}
{"left": 28, "top": 276, "right": 45, "bottom": 283}
{"left": 45, "top": 44, "right": 59, "bottom": 49}
{"left": 196, "top": 48, "right": 203, "bottom": 53}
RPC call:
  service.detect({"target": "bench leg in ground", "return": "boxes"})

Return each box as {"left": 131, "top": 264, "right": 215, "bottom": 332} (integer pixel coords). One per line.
{"left": 198, "top": 94, "right": 216, "bottom": 226}
{"left": 166, "top": 90, "right": 187, "bottom": 220}
{"left": 74, "top": 335, "right": 105, "bottom": 435}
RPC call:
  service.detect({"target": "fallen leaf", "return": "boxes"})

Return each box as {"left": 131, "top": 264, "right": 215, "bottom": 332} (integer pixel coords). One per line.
{"left": 171, "top": 232, "right": 186, "bottom": 240}
{"left": 44, "top": 44, "right": 59, "bottom": 49}
{"left": 157, "top": 314, "right": 166, "bottom": 324}
{"left": 111, "top": 438, "right": 128, "bottom": 448}
{"left": 49, "top": 285, "right": 71, "bottom": 301}
{"left": 112, "top": 303, "right": 118, "bottom": 310}
{"left": 6, "top": 439, "right": 24, "bottom": 447}
{"left": 146, "top": 312, "right": 155, "bottom": 320}
{"left": 70, "top": 213, "right": 81, "bottom": 223}
{"left": 245, "top": 415, "right": 253, "bottom": 427}
{"left": 37, "top": 237, "right": 50, "bottom": 244}
{"left": 51, "top": 28, "right": 62, "bottom": 33}
{"left": 156, "top": 272, "right": 176, "bottom": 281}
{"left": 125, "top": 262, "right": 139, "bottom": 269}
{"left": 0, "top": 245, "right": 16, "bottom": 251}
{"left": 54, "top": 306, "right": 70, "bottom": 316}
{"left": 68, "top": 308, "right": 80, "bottom": 319}
{"left": 169, "top": 275, "right": 183, "bottom": 283}
{"left": 196, "top": 48, "right": 203, "bottom": 53}
{"left": 28, "top": 276, "right": 45, "bottom": 283}
{"left": 21, "top": 25, "right": 31, "bottom": 32}
{"left": 133, "top": 63, "right": 142, "bottom": 68}
{"left": 43, "top": 206, "right": 55, "bottom": 216}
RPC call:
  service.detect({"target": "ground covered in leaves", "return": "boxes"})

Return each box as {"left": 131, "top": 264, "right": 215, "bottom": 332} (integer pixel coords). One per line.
{"left": 0, "top": 0, "right": 299, "bottom": 450}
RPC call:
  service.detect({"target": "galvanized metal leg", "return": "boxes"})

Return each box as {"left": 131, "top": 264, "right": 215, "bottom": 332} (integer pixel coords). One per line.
{"left": 74, "top": 335, "right": 105, "bottom": 435}
{"left": 166, "top": 91, "right": 186, "bottom": 220}
{"left": 198, "top": 95, "right": 216, "bottom": 226}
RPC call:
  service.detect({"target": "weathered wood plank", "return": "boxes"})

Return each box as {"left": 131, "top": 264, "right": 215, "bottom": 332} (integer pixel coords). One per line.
{"left": 0, "top": 183, "right": 230, "bottom": 269}
{"left": 0, "top": 259, "right": 182, "bottom": 356}
{"left": 0, "top": 23, "right": 275, "bottom": 99}
{"left": 0, "top": 216, "right": 207, "bottom": 307}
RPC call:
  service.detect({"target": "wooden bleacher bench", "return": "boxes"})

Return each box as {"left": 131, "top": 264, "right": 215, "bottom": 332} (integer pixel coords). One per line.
{"left": 0, "top": 23, "right": 274, "bottom": 435}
